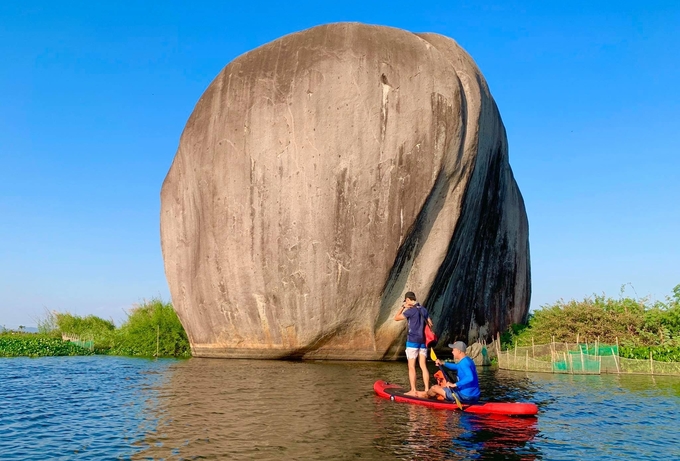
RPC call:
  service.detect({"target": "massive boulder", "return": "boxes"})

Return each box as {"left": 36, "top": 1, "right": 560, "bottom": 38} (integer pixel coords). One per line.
{"left": 160, "top": 23, "right": 530, "bottom": 360}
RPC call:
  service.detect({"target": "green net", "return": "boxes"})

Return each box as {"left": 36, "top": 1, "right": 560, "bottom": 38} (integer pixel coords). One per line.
{"left": 62, "top": 334, "right": 94, "bottom": 351}
{"left": 579, "top": 344, "right": 618, "bottom": 356}
{"left": 552, "top": 351, "right": 601, "bottom": 373}
{"left": 494, "top": 341, "right": 680, "bottom": 376}
{"left": 70, "top": 339, "right": 94, "bottom": 350}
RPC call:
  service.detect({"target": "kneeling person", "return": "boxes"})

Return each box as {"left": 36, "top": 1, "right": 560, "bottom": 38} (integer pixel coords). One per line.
{"left": 423, "top": 341, "right": 480, "bottom": 403}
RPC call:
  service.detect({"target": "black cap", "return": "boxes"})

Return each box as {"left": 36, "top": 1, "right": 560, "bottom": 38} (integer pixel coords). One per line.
{"left": 404, "top": 292, "right": 416, "bottom": 301}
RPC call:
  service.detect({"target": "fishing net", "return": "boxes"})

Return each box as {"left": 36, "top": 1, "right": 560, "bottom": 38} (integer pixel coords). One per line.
{"left": 62, "top": 334, "right": 94, "bottom": 351}
{"left": 494, "top": 340, "right": 680, "bottom": 376}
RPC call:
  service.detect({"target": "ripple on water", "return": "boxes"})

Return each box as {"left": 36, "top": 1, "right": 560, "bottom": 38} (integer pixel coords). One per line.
{"left": 1, "top": 357, "right": 679, "bottom": 460}
{"left": 0, "top": 356, "right": 171, "bottom": 460}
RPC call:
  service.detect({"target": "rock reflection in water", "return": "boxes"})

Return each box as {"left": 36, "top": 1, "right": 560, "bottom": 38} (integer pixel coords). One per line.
{"left": 133, "top": 358, "right": 396, "bottom": 459}
{"left": 133, "top": 359, "right": 540, "bottom": 460}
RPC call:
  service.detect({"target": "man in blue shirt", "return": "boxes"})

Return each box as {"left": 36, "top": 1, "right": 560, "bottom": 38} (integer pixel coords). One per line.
{"left": 422, "top": 341, "right": 480, "bottom": 403}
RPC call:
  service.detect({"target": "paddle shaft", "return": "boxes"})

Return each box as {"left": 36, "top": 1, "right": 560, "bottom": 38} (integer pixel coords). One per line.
{"left": 430, "top": 349, "right": 463, "bottom": 409}
{"left": 431, "top": 349, "right": 453, "bottom": 382}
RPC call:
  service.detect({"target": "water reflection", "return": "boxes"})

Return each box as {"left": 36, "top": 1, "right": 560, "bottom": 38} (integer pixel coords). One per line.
{"left": 377, "top": 400, "right": 540, "bottom": 460}
{"left": 134, "top": 360, "right": 542, "bottom": 460}
{"left": 456, "top": 414, "right": 540, "bottom": 460}
{"left": 4, "top": 356, "right": 679, "bottom": 460}
{"left": 134, "top": 359, "right": 398, "bottom": 460}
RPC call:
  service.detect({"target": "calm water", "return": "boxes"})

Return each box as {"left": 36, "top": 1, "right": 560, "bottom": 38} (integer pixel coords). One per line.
{"left": 1, "top": 356, "right": 679, "bottom": 460}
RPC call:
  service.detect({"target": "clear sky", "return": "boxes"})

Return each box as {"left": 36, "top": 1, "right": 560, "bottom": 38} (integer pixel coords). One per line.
{"left": 1, "top": 1, "right": 678, "bottom": 329}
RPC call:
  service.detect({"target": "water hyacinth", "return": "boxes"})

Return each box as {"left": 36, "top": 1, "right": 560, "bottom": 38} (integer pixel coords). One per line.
{"left": 0, "top": 332, "right": 94, "bottom": 357}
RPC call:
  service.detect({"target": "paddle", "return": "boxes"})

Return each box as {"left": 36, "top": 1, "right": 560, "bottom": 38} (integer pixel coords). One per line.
{"left": 430, "top": 348, "right": 463, "bottom": 410}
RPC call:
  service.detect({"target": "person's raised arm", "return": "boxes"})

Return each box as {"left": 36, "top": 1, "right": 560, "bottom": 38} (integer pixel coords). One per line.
{"left": 394, "top": 304, "right": 407, "bottom": 321}
{"left": 442, "top": 361, "right": 459, "bottom": 371}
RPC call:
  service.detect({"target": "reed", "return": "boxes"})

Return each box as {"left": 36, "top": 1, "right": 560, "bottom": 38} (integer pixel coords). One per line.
{"left": 108, "top": 298, "right": 191, "bottom": 358}
{"left": 25, "top": 298, "right": 191, "bottom": 358}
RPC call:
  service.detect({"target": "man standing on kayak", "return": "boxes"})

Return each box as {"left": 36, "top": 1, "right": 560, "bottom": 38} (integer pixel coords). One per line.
{"left": 421, "top": 341, "right": 481, "bottom": 403}
{"left": 394, "top": 291, "right": 433, "bottom": 396}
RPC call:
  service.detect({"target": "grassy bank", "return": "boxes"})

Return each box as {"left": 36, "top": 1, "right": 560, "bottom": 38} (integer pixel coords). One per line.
{"left": 502, "top": 284, "right": 680, "bottom": 362}
{"left": 1, "top": 299, "right": 191, "bottom": 358}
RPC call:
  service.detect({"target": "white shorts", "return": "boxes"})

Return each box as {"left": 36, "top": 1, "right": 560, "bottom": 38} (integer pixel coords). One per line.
{"left": 405, "top": 345, "right": 427, "bottom": 360}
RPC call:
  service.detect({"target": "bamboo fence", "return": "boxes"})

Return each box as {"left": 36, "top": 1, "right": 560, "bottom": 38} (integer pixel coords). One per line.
{"left": 494, "top": 334, "right": 680, "bottom": 376}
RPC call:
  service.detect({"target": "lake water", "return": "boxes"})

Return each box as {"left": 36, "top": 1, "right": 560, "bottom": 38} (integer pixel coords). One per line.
{"left": 1, "top": 356, "right": 679, "bottom": 460}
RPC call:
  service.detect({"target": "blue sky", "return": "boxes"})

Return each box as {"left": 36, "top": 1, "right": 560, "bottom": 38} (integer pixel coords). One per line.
{"left": 1, "top": 1, "right": 678, "bottom": 329}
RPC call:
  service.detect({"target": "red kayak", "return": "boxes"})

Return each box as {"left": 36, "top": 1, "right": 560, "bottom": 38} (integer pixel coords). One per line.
{"left": 374, "top": 380, "right": 538, "bottom": 416}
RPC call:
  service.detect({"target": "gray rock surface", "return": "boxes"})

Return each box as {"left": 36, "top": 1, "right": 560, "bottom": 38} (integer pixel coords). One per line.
{"left": 160, "top": 23, "right": 530, "bottom": 359}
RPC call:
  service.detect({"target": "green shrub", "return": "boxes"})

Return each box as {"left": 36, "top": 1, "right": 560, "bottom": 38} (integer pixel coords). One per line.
{"left": 502, "top": 284, "right": 680, "bottom": 362}
{"left": 619, "top": 345, "right": 680, "bottom": 362}
{"left": 109, "top": 298, "right": 191, "bottom": 358}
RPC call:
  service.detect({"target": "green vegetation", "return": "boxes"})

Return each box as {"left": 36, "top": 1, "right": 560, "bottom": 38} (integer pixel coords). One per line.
{"left": 1, "top": 299, "right": 191, "bottom": 358}
{"left": 502, "top": 284, "right": 680, "bottom": 362}
{"left": 0, "top": 330, "right": 94, "bottom": 357}
{"left": 108, "top": 298, "right": 191, "bottom": 357}
{"left": 38, "top": 311, "right": 116, "bottom": 350}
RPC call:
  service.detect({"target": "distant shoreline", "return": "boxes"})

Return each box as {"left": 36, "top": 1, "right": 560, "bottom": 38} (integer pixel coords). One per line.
{"left": 1, "top": 326, "right": 38, "bottom": 333}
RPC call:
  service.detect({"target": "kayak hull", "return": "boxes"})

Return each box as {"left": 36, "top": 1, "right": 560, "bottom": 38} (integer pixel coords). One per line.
{"left": 373, "top": 380, "right": 538, "bottom": 416}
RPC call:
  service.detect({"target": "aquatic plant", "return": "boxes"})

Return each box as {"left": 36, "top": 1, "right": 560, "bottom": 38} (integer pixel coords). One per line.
{"left": 0, "top": 331, "right": 94, "bottom": 357}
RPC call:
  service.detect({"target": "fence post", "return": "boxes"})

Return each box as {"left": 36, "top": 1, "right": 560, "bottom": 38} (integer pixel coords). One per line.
{"left": 532, "top": 337, "right": 535, "bottom": 358}
{"left": 496, "top": 335, "right": 501, "bottom": 368}
{"left": 525, "top": 350, "right": 529, "bottom": 371}
{"left": 563, "top": 352, "right": 569, "bottom": 373}
{"left": 599, "top": 355, "right": 602, "bottom": 374}
{"left": 613, "top": 345, "right": 620, "bottom": 373}
{"left": 550, "top": 340, "right": 555, "bottom": 373}
{"left": 551, "top": 336, "right": 556, "bottom": 371}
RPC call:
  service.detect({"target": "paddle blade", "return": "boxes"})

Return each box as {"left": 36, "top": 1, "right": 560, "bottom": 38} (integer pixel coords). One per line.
{"left": 451, "top": 388, "right": 464, "bottom": 410}
{"left": 430, "top": 348, "right": 438, "bottom": 361}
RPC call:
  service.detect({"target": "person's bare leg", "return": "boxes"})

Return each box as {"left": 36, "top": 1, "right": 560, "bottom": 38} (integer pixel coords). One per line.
{"left": 418, "top": 352, "right": 430, "bottom": 392}
{"left": 427, "top": 385, "right": 447, "bottom": 400}
{"left": 405, "top": 357, "right": 418, "bottom": 396}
